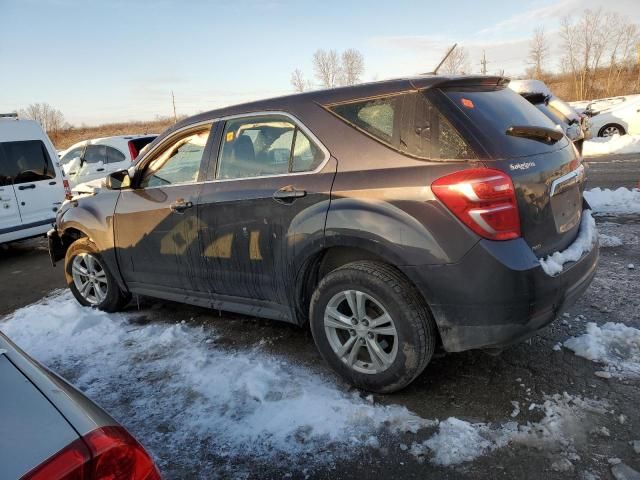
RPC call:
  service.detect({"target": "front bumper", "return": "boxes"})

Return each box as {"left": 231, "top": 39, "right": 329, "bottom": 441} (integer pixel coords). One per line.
{"left": 404, "top": 228, "right": 599, "bottom": 352}
{"left": 47, "top": 228, "right": 65, "bottom": 267}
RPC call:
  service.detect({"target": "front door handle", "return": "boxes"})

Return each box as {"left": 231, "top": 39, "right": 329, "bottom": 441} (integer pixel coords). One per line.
{"left": 96, "top": 168, "right": 105, "bottom": 172}
{"left": 18, "top": 184, "right": 36, "bottom": 190}
{"left": 273, "top": 186, "right": 306, "bottom": 204}
{"left": 169, "top": 199, "right": 193, "bottom": 214}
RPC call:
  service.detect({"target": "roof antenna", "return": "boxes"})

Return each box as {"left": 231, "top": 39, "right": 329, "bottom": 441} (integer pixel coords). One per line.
{"left": 424, "top": 43, "right": 458, "bottom": 75}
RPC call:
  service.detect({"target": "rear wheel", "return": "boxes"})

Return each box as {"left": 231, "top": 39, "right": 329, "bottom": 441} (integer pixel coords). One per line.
{"left": 65, "top": 237, "right": 130, "bottom": 312}
{"left": 309, "top": 261, "right": 436, "bottom": 393}
{"left": 598, "top": 123, "right": 625, "bottom": 137}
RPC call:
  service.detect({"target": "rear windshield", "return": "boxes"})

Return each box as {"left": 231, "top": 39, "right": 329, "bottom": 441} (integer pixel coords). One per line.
{"left": 0, "top": 140, "right": 56, "bottom": 186}
{"left": 441, "top": 87, "right": 569, "bottom": 159}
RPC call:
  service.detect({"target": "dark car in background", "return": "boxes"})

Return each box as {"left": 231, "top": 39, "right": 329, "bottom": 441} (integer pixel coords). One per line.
{"left": 48, "top": 75, "right": 598, "bottom": 393}
{"left": 509, "top": 79, "right": 591, "bottom": 154}
{"left": 0, "top": 332, "right": 161, "bottom": 479}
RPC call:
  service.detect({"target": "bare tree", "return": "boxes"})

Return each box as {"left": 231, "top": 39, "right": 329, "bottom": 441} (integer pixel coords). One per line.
{"left": 528, "top": 27, "right": 549, "bottom": 79}
{"left": 440, "top": 46, "right": 470, "bottom": 75}
{"left": 604, "top": 18, "right": 640, "bottom": 96}
{"left": 341, "top": 48, "right": 365, "bottom": 85}
{"left": 313, "top": 49, "right": 342, "bottom": 88}
{"left": 19, "top": 103, "right": 66, "bottom": 134}
{"left": 558, "top": 9, "right": 635, "bottom": 100}
{"left": 290, "top": 69, "right": 307, "bottom": 92}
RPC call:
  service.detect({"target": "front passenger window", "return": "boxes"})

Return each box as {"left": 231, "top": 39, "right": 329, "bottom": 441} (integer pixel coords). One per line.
{"left": 141, "top": 127, "right": 211, "bottom": 188}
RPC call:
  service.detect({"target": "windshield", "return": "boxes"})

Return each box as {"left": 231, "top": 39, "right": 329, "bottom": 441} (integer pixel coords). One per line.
{"left": 440, "top": 87, "right": 569, "bottom": 159}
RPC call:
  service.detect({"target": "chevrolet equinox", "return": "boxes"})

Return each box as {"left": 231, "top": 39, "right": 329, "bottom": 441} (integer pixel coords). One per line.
{"left": 48, "top": 76, "right": 599, "bottom": 393}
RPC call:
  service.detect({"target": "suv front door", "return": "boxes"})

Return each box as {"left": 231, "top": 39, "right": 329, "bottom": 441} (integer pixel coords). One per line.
{"left": 197, "top": 114, "right": 335, "bottom": 316}
{"left": 114, "top": 123, "right": 215, "bottom": 292}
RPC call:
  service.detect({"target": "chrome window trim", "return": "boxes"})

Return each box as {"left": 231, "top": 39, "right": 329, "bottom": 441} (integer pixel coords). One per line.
{"left": 132, "top": 112, "right": 330, "bottom": 191}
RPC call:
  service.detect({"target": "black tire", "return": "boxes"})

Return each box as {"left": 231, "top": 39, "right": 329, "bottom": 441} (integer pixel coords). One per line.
{"left": 64, "top": 237, "right": 130, "bottom": 312}
{"left": 309, "top": 261, "right": 437, "bottom": 393}
{"left": 598, "top": 123, "right": 626, "bottom": 137}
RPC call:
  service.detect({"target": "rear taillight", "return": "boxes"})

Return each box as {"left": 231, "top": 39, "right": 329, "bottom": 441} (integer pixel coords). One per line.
{"left": 63, "top": 179, "right": 72, "bottom": 200}
{"left": 432, "top": 168, "right": 520, "bottom": 241}
{"left": 22, "top": 426, "right": 161, "bottom": 480}
{"left": 128, "top": 141, "right": 139, "bottom": 162}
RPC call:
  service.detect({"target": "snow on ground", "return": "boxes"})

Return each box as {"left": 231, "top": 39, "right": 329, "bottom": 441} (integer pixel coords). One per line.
{"left": 584, "top": 134, "right": 640, "bottom": 157}
{"left": 564, "top": 322, "right": 640, "bottom": 379}
{"left": 584, "top": 188, "right": 640, "bottom": 215}
{"left": 599, "top": 234, "right": 623, "bottom": 248}
{"left": 539, "top": 210, "right": 597, "bottom": 276}
{"left": 0, "top": 291, "right": 431, "bottom": 471}
{"left": 0, "top": 292, "right": 618, "bottom": 473}
{"left": 409, "top": 393, "right": 610, "bottom": 468}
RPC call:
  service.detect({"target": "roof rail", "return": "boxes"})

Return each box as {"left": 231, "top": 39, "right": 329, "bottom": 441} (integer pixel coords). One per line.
{"left": 0, "top": 112, "right": 19, "bottom": 119}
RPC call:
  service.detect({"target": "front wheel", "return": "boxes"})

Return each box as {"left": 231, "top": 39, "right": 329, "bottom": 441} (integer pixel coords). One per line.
{"left": 64, "top": 237, "right": 130, "bottom": 312}
{"left": 309, "top": 261, "right": 437, "bottom": 393}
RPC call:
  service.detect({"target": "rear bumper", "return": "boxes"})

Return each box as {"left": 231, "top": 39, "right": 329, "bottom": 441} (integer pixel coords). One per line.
{"left": 404, "top": 228, "right": 599, "bottom": 352}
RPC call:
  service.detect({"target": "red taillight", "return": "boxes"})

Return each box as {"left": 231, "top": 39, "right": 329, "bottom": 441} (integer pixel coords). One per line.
{"left": 432, "top": 168, "right": 521, "bottom": 241}
{"left": 128, "top": 141, "right": 139, "bottom": 162}
{"left": 63, "top": 179, "right": 72, "bottom": 200}
{"left": 22, "top": 426, "right": 161, "bottom": 480}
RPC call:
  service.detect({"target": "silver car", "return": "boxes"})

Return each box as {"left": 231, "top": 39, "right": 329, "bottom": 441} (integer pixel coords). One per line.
{"left": 0, "top": 332, "right": 161, "bottom": 479}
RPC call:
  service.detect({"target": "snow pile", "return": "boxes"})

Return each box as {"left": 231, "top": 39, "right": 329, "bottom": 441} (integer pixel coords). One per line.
{"left": 539, "top": 210, "right": 597, "bottom": 276}
{"left": 583, "top": 134, "right": 640, "bottom": 156}
{"left": 508, "top": 79, "right": 552, "bottom": 96}
{"left": 599, "top": 234, "right": 623, "bottom": 247}
{"left": 409, "top": 392, "right": 609, "bottom": 467}
{"left": 0, "top": 292, "right": 431, "bottom": 472}
{"left": 584, "top": 188, "right": 640, "bottom": 215}
{"left": 564, "top": 322, "right": 640, "bottom": 378}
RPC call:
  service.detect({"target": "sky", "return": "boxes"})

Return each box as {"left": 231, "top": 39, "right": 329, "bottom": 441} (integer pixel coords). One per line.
{"left": 1, "top": 0, "right": 639, "bottom": 126}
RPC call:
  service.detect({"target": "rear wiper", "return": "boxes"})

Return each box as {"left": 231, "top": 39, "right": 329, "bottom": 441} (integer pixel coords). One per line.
{"left": 505, "top": 125, "right": 564, "bottom": 144}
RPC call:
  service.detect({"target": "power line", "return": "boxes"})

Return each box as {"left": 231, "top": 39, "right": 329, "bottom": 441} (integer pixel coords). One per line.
{"left": 480, "top": 50, "right": 489, "bottom": 75}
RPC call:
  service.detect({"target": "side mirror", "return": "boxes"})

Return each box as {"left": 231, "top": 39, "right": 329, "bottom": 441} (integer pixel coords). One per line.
{"left": 105, "top": 170, "right": 131, "bottom": 190}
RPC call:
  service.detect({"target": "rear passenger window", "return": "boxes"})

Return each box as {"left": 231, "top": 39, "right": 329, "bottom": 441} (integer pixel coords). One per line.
{"left": 105, "top": 146, "right": 126, "bottom": 164}
{"left": 83, "top": 145, "right": 108, "bottom": 165}
{"left": 216, "top": 115, "right": 325, "bottom": 179}
{"left": 328, "top": 93, "right": 475, "bottom": 161}
{"left": 0, "top": 140, "right": 56, "bottom": 185}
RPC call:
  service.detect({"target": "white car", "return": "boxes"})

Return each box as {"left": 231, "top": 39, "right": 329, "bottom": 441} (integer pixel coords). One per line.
{"left": 572, "top": 94, "right": 640, "bottom": 137}
{"left": 0, "top": 114, "right": 70, "bottom": 244}
{"left": 59, "top": 134, "right": 157, "bottom": 186}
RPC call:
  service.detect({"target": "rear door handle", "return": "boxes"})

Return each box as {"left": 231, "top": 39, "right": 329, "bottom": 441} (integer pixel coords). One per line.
{"left": 18, "top": 184, "right": 36, "bottom": 190}
{"left": 169, "top": 200, "right": 193, "bottom": 213}
{"left": 96, "top": 168, "right": 105, "bottom": 172}
{"left": 273, "top": 186, "right": 307, "bottom": 203}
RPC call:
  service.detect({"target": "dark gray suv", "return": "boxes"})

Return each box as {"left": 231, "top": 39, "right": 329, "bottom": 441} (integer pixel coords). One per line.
{"left": 48, "top": 76, "right": 598, "bottom": 393}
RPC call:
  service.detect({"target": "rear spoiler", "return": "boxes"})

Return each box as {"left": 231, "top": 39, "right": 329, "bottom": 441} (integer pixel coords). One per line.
{"left": 411, "top": 76, "right": 509, "bottom": 91}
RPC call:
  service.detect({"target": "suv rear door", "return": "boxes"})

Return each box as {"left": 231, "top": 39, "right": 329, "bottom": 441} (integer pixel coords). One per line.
{"left": 432, "top": 85, "right": 585, "bottom": 257}
{"left": 197, "top": 113, "right": 334, "bottom": 313}
{"left": 1, "top": 139, "right": 62, "bottom": 229}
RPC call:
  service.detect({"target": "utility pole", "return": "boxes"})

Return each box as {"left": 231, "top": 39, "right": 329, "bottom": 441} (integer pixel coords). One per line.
{"left": 171, "top": 90, "right": 177, "bottom": 124}
{"left": 480, "top": 50, "right": 488, "bottom": 75}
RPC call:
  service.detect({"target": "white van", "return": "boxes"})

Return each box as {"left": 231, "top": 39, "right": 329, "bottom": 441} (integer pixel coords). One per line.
{"left": 0, "top": 114, "right": 70, "bottom": 244}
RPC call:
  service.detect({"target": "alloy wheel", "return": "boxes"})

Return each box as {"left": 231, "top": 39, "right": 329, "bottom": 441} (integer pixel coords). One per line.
{"left": 323, "top": 290, "right": 398, "bottom": 374}
{"left": 602, "top": 125, "right": 620, "bottom": 137}
{"left": 71, "top": 253, "right": 108, "bottom": 305}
